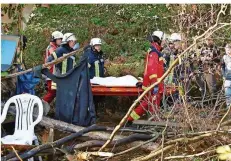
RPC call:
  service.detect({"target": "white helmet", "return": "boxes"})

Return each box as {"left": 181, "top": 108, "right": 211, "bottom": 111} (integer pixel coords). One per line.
{"left": 62, "top": 33, "right": 77, "bottom": 44}
{"left": 163, "top": 34, "right": 170, "bottom": 40}
{"left": 90, "top": 38, "right": 102, "bottom": 46}
{"left": 52, "top": 31, "right": 63, "bottom": 40}
{"left": 152, "top": 31, "right": 165, "bottom": 41}
{"left": 170, "top": 33, "right": 182, "bottom": 42}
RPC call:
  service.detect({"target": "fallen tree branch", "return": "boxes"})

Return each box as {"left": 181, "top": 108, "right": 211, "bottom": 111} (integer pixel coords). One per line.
{"left": 73, "top": 133, "right": 154, "bottom": 151}
{"left": 221, "top": 119, "right": 231, "bottom": 126}
{"left": 164, "top": 149, "right": 215, "bottom": 160}
{"left": 1, "top": 48, "right": 84, "bottom": 80}
{"left": 7, "top": 125, "right": 106, "bottom": 161}
{"left": 216, "top": 105, "right": 231, "bottom": 130}
{"left": 11, "top": 146, "right": 23, "bottom": 161}
{"left": 132, "top": 145, "right": 174, "bottom": 161}
{"left": 165, "top": 131, "right": 226, "bottom": 146}
{"left": 75, "top": 151, "right": 114, "bottom": 160}
{"left": 109, "top": 133, "right": 160, "bottom": 158}
{"left": 98, "top": 4, "right": 230, "bottom": 152}
{"left": 133, "top": 130, "right": 231, "bottom": 161}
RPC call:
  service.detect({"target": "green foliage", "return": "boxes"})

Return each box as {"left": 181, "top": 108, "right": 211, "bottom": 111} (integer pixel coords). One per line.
{"left": 22, "top": 4, "right": 171, "bottom": 71}
{"left": 1, "top": 4, "right": 25, "bottom": 34}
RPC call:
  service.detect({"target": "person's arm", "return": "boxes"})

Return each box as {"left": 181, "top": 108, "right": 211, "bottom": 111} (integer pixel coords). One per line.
{"left": 48, "top": 47, "right": 55, "bottom": 56}
{"left": 79, "top": 51, "right": 88, "bottom": 63}
{"left": 142, "top": 52, "right": 159, "bottom": 90}
{"left": 46, "top": 48, "right": 62, "bottom": 63}
{"left": 149, "top": 52, "right": 159, "bottom": 84}
{"left": 42, "top": 68, "right": 59, "bottom": 83}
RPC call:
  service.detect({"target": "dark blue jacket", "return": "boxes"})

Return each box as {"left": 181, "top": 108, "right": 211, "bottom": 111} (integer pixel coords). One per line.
{"left": 47, "top": 44, "right": 76, "bottom": 75}
{"left": 81, "top": 45, "right": 104, "bottom": 79}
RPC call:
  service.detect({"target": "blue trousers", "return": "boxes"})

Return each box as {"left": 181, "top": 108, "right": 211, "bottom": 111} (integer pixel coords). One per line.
{"left": 224, "top": 80, "right": 231, "bottom": 108}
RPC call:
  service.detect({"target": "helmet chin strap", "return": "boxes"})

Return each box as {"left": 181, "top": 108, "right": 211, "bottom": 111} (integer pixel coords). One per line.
{"left": 66, "top": 34, "right": 74, "bottom": 42}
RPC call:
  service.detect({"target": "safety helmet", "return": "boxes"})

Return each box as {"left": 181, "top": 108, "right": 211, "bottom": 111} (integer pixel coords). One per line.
{"left": 51, "top": 31, "right": 63, "bottom": 40}
{"left": 164, "top": 34, "right": 171, "bottom": 41}
{"left": 62, "top": 33, "right": 77, "bottom": 44}
{"left": 170, "top": 33, "right": 182, "bottom": 42}
{"left": 152, "top": 31, "right": 165, "bottom": 41}
{"left": 90, "top": 38, "right": 102, "bottom": 46}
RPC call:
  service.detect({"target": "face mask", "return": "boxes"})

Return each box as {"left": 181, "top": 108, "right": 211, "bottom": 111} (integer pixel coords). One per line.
{"left": 73, "top": 43, "right": 80, "bottom": 50}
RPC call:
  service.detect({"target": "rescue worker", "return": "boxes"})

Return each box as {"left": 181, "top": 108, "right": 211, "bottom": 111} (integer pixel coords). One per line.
{"left": 127, "top": 31, "right": 165, "bottom": 122}
{"left": 46, "top": 33, "right": 78, "bottom": 76}
{"left": 81, "top": 38, "right": 104, "bottom": 79}
{"left": 43, "top": 31, "right": 63, "bottom": 103}
{"left": 221, "top": 43, "right": 231, "bottom": 108}
{"left": 171, "top": 34, "right": 193, "bottom": 101}
{"left": 162, "top": 33, "right": 182, "bottom": 104}
{"left": 163, "top": 33, "right": 181, "bottom": 85}
{"left": 80, "top": 38, "right": 105, "bottom": 116}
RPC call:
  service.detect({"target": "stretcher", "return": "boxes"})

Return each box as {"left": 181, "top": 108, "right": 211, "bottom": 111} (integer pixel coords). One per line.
{"left": 91, "top": 84, "right": 178, "bottom": 96}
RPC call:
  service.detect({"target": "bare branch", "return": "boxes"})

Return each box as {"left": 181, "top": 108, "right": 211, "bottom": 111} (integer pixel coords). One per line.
{"left": 98, "top": 4, "right": 230, "bottom": 152}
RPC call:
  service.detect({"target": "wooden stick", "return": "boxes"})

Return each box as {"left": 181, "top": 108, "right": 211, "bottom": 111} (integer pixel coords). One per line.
{"left": 1, "top": 48, "right": 84, "bottom": 80}
{"left": 133, "top": 130, "right": 231, "bottom": 161}
{"left": 164, "top": 150, "right": 215, "bottom": 160}
{"left": 73, "top": 134, "right": 153, "bottom": 151}
{"left": 132, "top": 145, "right": 174, "bottom": 161}
{"left": 11, "top": 146, "right": 23, "bottom": 161}
{"left": 216, "top": 105, "right": 231, "bottom": 130}
{"left": 111, "top": 133, "right": 160, "bottom": 158}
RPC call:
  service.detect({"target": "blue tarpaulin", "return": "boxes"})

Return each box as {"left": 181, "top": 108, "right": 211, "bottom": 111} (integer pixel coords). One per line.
{"left": 16, "top": 67, "right": 40, "bottom": 95}
{"left": 1, "top": 35, "right": 20, "bottom": 72}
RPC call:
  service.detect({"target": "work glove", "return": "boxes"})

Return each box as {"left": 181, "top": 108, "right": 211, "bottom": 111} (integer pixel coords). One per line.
{"left": 73, "top": 43, "right": 80, "bottom": 50}
{"left": 33, "top": 65, "right": 43, "bottom": 78}
{"left": 44, "top": 82, "right": 48, "bottom": 91}
{"left": 136, "top": 82, "right": 143, "bottom": 88}
{"left": 153, "top": 86, "right": 159, "bottom": 94}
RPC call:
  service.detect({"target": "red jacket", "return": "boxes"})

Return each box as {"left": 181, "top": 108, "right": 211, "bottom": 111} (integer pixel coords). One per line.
{"left": 142, "top": 42, "right": 164, "bottom": 92}
{"left": 44, "top": 42, "right": 58, "bottom": 75}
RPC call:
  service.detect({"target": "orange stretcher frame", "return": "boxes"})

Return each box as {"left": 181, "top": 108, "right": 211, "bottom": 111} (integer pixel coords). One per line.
{"left": 91, "top": 84, "right": 178, "bottom": 96}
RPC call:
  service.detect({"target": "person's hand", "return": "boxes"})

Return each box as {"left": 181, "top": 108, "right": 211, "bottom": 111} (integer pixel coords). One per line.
{"left": 136, "top": 82, "right": 143, "bottom": 88}
{"left": 45, "top": 82, "right": 48, "bottom": 91}
{"left": 153, "top": 86, "right": 159, "bottom": 94}
{"left": 189, "top": 72, "right": 194, "bottom": 78}
{"left": 223, "top": 77, "right": 226, "bottom": 82}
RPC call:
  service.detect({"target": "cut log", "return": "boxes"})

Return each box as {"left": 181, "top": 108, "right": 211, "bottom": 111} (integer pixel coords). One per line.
{"left": 40, "top": 116, "right": 159, "bottom": 151}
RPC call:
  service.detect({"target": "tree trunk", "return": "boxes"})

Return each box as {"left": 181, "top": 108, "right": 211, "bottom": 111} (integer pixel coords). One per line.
{"left": 40, "top": 116, "right": 158, "bottom": 151}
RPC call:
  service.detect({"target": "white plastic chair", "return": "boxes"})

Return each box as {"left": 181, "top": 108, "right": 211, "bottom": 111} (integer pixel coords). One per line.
{"left": 1, "top": 93, "right": 43, "bottom": 146}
